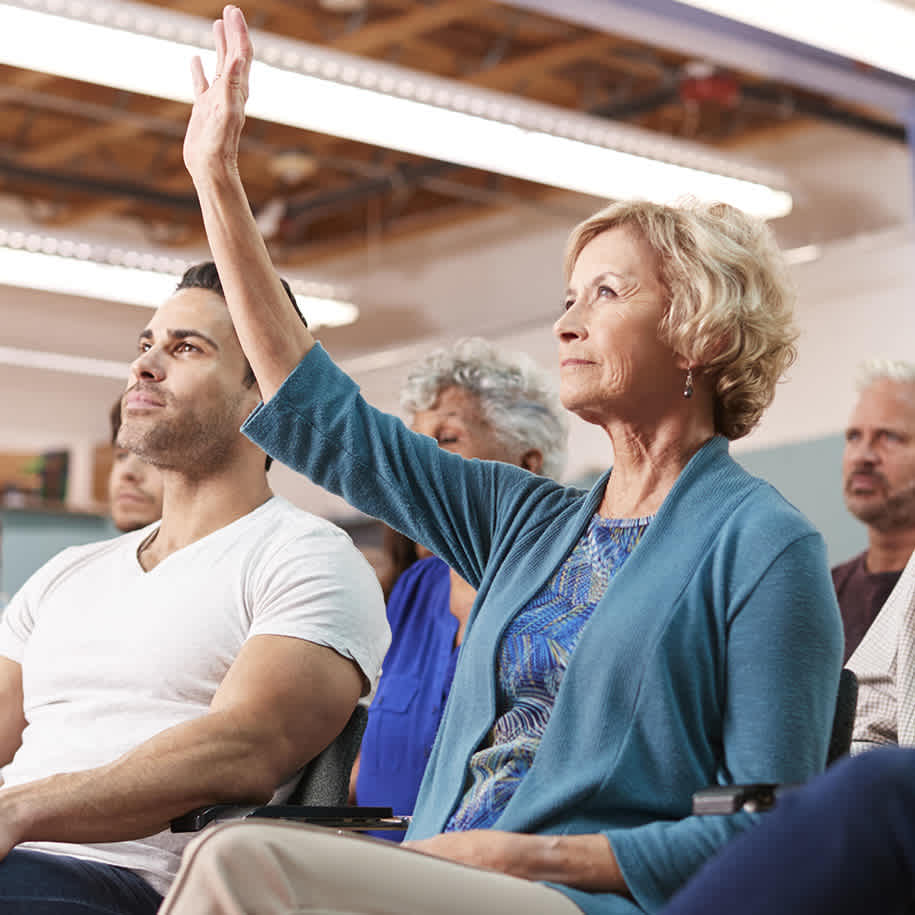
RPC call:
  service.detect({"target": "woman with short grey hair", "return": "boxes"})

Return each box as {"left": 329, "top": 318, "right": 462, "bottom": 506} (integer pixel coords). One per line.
{"left": 400, "top": 337, "right": 568, "bottom": 481}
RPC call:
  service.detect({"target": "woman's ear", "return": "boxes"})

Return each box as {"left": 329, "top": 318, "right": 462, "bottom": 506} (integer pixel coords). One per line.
{"left": 520, "top": 449, "right": 543, "bottom": 475}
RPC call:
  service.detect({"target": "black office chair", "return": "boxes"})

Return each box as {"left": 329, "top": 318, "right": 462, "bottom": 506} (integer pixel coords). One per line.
{"left": 692, "top": 667, "right": 859, "bottom": 815}
{"left": 171, "top": 704, "right": 408, "bottom": 833}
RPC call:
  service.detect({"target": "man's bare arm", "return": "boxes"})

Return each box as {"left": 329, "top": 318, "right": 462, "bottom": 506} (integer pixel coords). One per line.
{"left": 183, "top": 5, "right": 315, "bottom": 402}
{"left": 0, "top": 658, "right": 26, "bottom": 768}
{"left": 0, "top": 635, "right": 361, "bottom": 856}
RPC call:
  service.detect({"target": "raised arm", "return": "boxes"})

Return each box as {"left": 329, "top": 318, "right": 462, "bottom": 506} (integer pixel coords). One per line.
{"left": 183, "top": 4, "right": 313, "bottom": 401}
{"left": 0, "top": 635, "right": 361, "bottom": 858}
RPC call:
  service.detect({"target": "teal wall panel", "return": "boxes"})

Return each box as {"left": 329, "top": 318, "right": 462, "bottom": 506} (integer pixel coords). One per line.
{"left": 0, "top": 509, "right": 115, "bottom": 604}
{"left": 737, "top": 434, "right": 866, "bottom": 567}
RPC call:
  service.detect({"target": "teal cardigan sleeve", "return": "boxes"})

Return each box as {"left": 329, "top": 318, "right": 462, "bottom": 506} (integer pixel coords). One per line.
{"left": 242, "top": 344, "right": 574, "bottom": 589}
{"left": 602, "top": 533, "right": 844, "bottom": 913}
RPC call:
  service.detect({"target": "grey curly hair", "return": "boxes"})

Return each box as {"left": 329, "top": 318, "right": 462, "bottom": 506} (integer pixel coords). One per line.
{"left": 400, "top": 338, "right": 568, "bottom": 480}
{"left": 564, "top": 198, "right": 799, "bottom": 441}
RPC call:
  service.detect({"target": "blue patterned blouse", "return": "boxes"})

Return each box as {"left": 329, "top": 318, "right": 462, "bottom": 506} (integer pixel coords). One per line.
{"left": 445, "top": 512, "right": 652, "bottom": 831}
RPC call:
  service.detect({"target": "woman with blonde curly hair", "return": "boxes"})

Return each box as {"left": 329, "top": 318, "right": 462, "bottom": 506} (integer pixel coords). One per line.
{"left": 162, "top": 10, "right": 843, "bottom": 914}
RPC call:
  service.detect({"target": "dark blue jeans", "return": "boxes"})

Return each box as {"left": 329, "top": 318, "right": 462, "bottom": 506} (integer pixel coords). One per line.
{"left": 663, "top": 747, "right": 915, "bottom": 915}
{"left": 0, "top": 849, "right": 162, "bottom": 914}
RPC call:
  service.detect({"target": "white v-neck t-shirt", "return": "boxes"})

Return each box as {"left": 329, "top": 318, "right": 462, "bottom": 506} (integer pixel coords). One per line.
{"left": 0, "top": 495, "right": 389, "bottom": 894}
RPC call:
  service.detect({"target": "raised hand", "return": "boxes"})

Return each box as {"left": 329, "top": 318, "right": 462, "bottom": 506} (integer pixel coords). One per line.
{"left": 183, "top": 5, "right": 253, "bottom": 186}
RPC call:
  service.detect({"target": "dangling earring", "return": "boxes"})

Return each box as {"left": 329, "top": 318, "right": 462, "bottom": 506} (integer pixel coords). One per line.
{"left": 683, "top": 367, "right": 694, "bottom": 399}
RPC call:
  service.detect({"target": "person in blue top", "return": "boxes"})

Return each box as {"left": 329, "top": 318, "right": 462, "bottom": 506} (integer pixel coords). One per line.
{"left": 352, "top": 339, "right": 569, "bottom": 830}
{"left": 162, "top": 9, "right": 843, "bottom": 913}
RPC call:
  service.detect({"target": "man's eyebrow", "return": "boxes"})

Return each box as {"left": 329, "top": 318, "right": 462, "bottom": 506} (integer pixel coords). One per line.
{"left": 137, "top": 328, "right": 220, "bottom": 350}
{"left": 171, "top": 328, "right": 220, "bottom": 349}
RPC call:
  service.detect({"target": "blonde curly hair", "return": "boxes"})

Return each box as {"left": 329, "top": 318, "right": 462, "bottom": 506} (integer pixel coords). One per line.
{"left": 564, "top": 199, "right": 798, "bottom": 441}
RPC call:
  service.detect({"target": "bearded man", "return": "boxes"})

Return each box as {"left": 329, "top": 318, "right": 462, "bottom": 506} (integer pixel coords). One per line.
{"left": 0, "top": 262, "right": 389, "bottom": 914}
{"left": 833, "top": 359, "right": 915, "bottom": 660}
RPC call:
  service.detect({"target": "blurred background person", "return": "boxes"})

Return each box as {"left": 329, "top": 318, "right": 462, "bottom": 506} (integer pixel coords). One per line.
{"left": 350, "top": 338, "right": 568, "bottom": 832}
{"left": 108, "top": 399, "right": 164, "bottom": 533}
{"left": 833, "top": 359, "right": 915, "bottom": 660}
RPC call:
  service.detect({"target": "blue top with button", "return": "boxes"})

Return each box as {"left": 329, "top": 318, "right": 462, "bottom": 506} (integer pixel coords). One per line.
{"left": 356, "top": 556, "right": 458, "bottom": 828}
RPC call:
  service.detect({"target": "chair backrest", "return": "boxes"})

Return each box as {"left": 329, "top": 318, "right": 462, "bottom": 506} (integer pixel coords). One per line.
{"left": 286, "top": 703, "right": 368, "bottom": 806}
{"left": 827, "top": 667, "right": 858, "bottom": 766}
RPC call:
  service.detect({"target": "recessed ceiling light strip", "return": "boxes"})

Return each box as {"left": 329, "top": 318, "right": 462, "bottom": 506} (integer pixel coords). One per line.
{"left": 0, "top": 226, "right": 358, "bottom": 326}
{"left": 0, "top": 0, "right": 793, "bottom": 218}
{"left": 0, "top": 345, "right": 130, "bottom": 379}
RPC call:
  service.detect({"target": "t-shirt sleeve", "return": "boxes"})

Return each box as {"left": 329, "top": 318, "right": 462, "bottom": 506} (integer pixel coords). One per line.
{"left": 0, "top": 560, "right": 54, "bottom": 663}
{"left": 247, "top": 528, "right": 390, "bottom": 697}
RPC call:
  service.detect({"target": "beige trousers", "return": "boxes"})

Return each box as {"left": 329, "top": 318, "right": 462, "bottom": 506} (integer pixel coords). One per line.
{"left": 159, "top": 821, "right": 583, "bottom": 915}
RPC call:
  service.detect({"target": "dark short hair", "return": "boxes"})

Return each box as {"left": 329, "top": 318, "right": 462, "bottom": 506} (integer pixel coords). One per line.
{"left": 175, "top": 261, "right": 305, "bottom": 472}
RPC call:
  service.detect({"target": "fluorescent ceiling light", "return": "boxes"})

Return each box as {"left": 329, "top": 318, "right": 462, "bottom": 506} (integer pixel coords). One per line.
{"left": 0, "top": 345, "right": 129, "bottom": 379}
{"left": 672, "top": 0, "right": 915, "bottom": 81}
{"left": 0, "top": 228, "right": 359, "bottom": 328}
{"left": 0, "top": 0, "right": 792, "bottom": 219}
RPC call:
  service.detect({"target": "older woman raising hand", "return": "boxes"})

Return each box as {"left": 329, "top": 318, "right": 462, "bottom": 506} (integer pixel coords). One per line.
{"left": 169, "top": 8, "right": 842, "bottom": 914}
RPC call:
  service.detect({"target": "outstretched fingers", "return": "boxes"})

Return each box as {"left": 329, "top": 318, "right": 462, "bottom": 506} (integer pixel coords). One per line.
{"left": 213, "top": 19, "right": 227, "bottom": 78}
{"left": 223, "top": 5, "right": 253, "bottom": 95}
{"left": 190, "top": 56, "right": 208, "bottom": 98}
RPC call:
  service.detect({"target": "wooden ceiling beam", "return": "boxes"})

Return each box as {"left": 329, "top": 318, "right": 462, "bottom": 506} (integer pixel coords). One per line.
{"left": 466, "top": 33, "right": 620, "bottom": 88}
{"left": 22, "top": 101, "right": 189, "bottom": 169}
{"left": 330, "top": 0, "right": 492, "bottom": 54}
{"left": 3, "top": 69, "right": 58, "bottom": 92}
{"left": 42, "top": 167, "right": 197, "bottom": 229}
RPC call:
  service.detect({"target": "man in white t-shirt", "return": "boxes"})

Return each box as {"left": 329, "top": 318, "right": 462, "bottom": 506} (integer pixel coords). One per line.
{"left": 0, "top": 262, "right": 390, "bottom": 914}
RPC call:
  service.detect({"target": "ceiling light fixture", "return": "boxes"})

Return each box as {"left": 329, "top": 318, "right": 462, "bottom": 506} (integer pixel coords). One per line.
{"left": 0, "top": 227, "right": 359, "bottom": 328}
{"left": 671, "top": 0, "right": 915, "bottom": 81}
{"left": 0, "top": 345, "right": 130, "bottom": 380}
{"left": 0, "top": 0, "right": 793, "bottom": 219}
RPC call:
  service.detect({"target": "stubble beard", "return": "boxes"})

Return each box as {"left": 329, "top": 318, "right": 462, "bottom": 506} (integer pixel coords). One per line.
{"left": 118, "top": 399, "right": 243, "bottom": 482}
{"left": 846, "top": 479, "right": 915, "bottom": 533}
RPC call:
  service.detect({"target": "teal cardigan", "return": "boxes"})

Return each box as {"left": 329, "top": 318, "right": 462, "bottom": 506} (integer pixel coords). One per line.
{"left": 243, "top": 345, "right": 843, "bottom": 914}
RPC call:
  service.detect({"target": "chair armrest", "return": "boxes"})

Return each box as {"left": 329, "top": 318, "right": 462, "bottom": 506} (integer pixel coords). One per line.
{"left": 171, "top": 804, "right": 261, "bottom": 832}
{"left": 692, "top": 783, "right": 783, "bottom": 815}
{"left": 171, "top": 804, "right": 409, "bottom": 833}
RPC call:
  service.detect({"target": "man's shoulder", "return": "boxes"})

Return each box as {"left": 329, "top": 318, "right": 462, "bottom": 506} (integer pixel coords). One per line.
{"left": 237, "top": 496, "right": 372, "bottom": 582}
{"left": 5, "top": 527, "right": 150, "bottom": 617}
{"left": 253, "top": 495, "right": 357, "bottom": 545}
{"left": 31, "top": 527, "right": 148, "bottom": 580}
